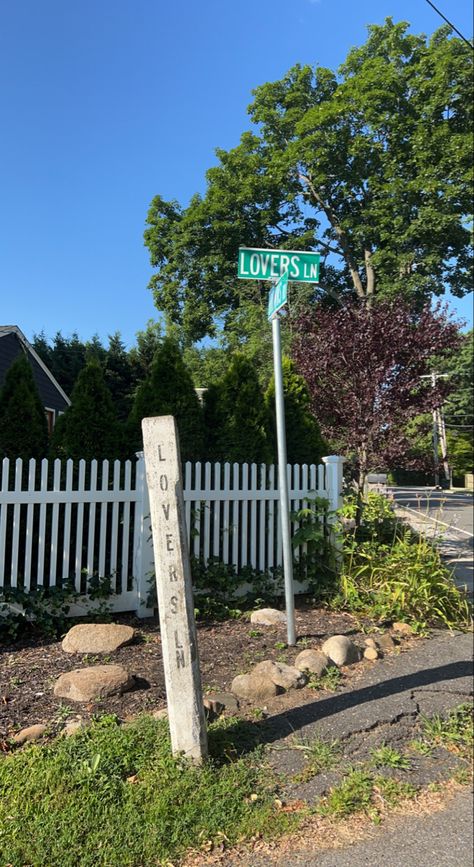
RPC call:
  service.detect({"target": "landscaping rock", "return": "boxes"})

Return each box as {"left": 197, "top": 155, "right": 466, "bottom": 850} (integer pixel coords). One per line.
{"left": 231, "top": 673, "right": 282, "bottom": 702}
{"left": 254, "top": 660, "right": 307, "bottom": 690}
{"left": 203, "top": 697, "right": 224, "bottom": 722}
{"left": 321, "top": 635, "right": 361, "bottom": 667}
{"left": 393, "top": 621, "right": 415, "bottom": 636}
{"left": 377, "top": 632, "right": 397, "bottom": 652}
{"left": 204, "top": 691, "right": 240, "bottom": 714}
{"left": 12, "top": 723, "right": 47, "bottom": 745}
{"left": 363, "top": 646, "right": 379, "bottom": 661}
{"left": 54, "top": 665, "right": 135, "bottom": 702}
{"left": 294, "top": 649, "right": 331, "bottom": 677}
{"left": 364, "top": 637, "right": 378, "bottom": 649}
{"left": 62, "top": 623, "right": 135, "bottom": 655}
{"left": 250, "top": 608, "right": 287, "bottom": 626}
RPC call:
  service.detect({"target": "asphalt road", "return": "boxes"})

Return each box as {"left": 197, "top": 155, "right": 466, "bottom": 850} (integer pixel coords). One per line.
{"left": 243, "top": 789, "right": 474, "bottom": 867}
{"left": 389, "top": 487, "right": 473, "bottom": 541}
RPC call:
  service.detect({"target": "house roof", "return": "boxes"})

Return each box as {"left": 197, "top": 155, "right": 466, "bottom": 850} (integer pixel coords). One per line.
{"left": 0, "top": 325, "right": 71, "bottom": 407}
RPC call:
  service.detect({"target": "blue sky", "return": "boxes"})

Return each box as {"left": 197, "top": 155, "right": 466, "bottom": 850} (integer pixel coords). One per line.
{"left": 1, "top": 0, "right": 472, "bottom": 348}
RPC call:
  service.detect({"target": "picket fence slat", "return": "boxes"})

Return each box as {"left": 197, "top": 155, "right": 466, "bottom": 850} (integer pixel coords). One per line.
{"left": 0, "top": 455, "right": 344, "bottom": 614}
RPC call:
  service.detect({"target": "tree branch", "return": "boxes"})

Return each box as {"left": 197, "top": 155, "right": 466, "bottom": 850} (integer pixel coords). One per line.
{"left": 299, "top": 172, "right": 365, "bottom": 297}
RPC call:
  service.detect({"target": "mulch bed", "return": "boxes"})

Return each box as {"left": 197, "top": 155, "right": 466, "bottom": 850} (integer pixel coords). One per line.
{"left": 0, "top": 606, "right": 409, "bottom": 740}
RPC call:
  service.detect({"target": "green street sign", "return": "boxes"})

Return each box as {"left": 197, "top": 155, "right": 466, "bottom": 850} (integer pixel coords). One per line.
{"left": 238, "top": 247, "right": 320, "bottom": 283}
{"left": 267, "top": 270, "right": 289, "bottom": 320}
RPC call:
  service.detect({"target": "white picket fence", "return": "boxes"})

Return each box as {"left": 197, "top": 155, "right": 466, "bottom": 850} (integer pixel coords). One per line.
{"left": 0, "top": 454, "right": 344, "bottom": 616}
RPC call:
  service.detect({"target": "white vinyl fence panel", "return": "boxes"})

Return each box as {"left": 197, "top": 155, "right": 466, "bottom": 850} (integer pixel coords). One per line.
{"left": 0, "top": 455, "right": 344, "bottom": 615}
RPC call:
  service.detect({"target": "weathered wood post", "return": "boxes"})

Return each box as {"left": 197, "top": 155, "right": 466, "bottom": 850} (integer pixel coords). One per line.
{"left": 142, "top": 416, "right": 208, "bottom": 763}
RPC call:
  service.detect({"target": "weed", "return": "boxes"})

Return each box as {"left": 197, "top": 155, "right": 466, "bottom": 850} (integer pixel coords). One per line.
{"left": 248, "top": 629, "right": 263, "bottom": 638}
{"left": 308, "top": 667, "right": 342, "bottom": 692}
{"left": 317, "top": 768, "right": 374, "bottom": 818}
{"left": 291, "top": 736, "right": 342, "bottom": 782}
{"left": 409, "top": 739, "right": 433, "bottom": 757}
{"left": 370, "top": 744, "right": 411, "bottom": 770}
{"left": 421, "top": 704, "right": 473, "bottom": 757}
{"left": 318, "top": 767, "right": 417, "bottom": 822}
{"left": 274, "top": 641, "right": 286, "bottom": 650}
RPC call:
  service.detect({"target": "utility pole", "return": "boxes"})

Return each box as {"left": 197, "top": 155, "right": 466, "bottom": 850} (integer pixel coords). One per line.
{"left": 421, "top": 373, "right": 450, "bottom": 489}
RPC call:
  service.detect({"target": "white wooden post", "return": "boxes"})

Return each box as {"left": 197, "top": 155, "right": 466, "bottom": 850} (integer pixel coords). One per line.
{"left": 323, "top": 455, "right": 345, "bottom": 564}
{"left": 322, "top": 455, "right": 345, "bottom": 513}
{"left": 133, "top": 452, "right": 155, "bottom": 618}
{"left": 142, "top": 416, "right": 208, "bottom": 764}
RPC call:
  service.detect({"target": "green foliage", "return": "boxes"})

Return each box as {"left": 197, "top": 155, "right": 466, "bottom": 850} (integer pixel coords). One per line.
{"left": 0, "top": 354, "right": 49, "bottom": 459}
{"left": 338, "top": 532, "right": 472, "bottom": 630}
{"left": 50, "top": 360, "right": 123, "bottom": 460}
{"left": 370, "top": 744, "right": 411, "bottom": 770}
{"left": 318, "top": 768, "right": 416, "bottom": 820}
{"left": 307, "top": 667, "right": 343, "bottom": 693}
{"left": 265, "top": 356, "right": 327, "bottom": 465}
{"left": 203, "top": 354, "right": 272, "bottom": 463}
{"left": 339, "top": 492, "right": 401, "bottom": 544}
{"left": 129, "top": 336, "right": 204, "bottom": 460}
{"left": 0, "top": 579, "right": 114, "bottom": 642}
{"left": 421, "top": 704, "right": 473, "bottom": 758}
{"left": 144, "top": 21, "right": 473, "bottom": 344}
{"left": 0, "top": 715, "right": 293, "bottom": 867}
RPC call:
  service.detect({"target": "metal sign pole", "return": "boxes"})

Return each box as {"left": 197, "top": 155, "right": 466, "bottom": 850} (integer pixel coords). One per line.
{"left": 271, "top": 311, "right": 296, "bottom": 646}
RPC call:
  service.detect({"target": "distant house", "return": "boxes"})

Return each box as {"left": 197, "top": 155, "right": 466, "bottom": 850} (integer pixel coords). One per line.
{"left": 0, "top": 326, "right": 70, "bottom": 432}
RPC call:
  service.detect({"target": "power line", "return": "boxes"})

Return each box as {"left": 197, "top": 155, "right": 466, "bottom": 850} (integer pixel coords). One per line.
{"left": 424, "top": 0, "right": 474, "bottom": 49}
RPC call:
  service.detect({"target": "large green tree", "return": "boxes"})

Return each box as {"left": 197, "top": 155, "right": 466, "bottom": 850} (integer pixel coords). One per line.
{"left": 264, "top": 357, "right": 327, "bottom": 465}
{"left": 0, "top": 354, "right": 49, "bottom": 460}
{"left": 144, "top": 20, "right": 473, "bottom": 344}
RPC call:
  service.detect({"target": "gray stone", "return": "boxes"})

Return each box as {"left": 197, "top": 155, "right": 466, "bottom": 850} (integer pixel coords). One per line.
{"left": 12, "top": 724, "right": 47, "bottom": 745}
{"left": 377, "top": 632, "right": 397, "bottom": 652}
{"left": 321, "top": 635, "right": 361, "bottom": 667}
{"left": 62, "top": 623, "right": 135, "bottom": 655}
{"left": 250, "top": 608, "right": 287, "bottom": 626}
{"left": 204, "top": 691, "right": 240, "bottom": 714}
{"left": 231, "top": 673, "right": 282, "bottom": 702}
{"left": 254, "top": 660, "right": 307, "bottom": 690}
{"left": 294, "top": 649, "right": 331, "bottom": 677}
{"left": 53, "top": 664, "right": 135, "bottom": 702}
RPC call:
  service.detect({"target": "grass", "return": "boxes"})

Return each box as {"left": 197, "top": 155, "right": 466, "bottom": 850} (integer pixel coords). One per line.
{"left": 0, "top": 714, "right": 296, "bottom": 867}
{"left": 370, "top": 743, "right": 411, "bottom": 770}
{"left": 290, "top": 736, "right": 342, "bottom": 782}
{"left": 421, "top": 703, "right": 473, "bottom": 758}
{"left": 317, "top": 767, "right": 417, "bottom": 822}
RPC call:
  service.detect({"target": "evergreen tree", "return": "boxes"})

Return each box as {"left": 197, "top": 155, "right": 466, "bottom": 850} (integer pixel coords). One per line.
{"left": 265, "top": 356, "right": 327, "bottom": 465}
{"left": 203, "top": 354, "right": 272, "bottom": 463}
{"left": 129, "top": 337, "right": 204, "bottom": 460}
{"left": 0, "top": 354, "right": 49, "bottom": 459}
{"left": 51, "top": 360, "right": 123, "bottom": 460}
{"left": 104, "top": 332, "right": 134, "bottom": 421}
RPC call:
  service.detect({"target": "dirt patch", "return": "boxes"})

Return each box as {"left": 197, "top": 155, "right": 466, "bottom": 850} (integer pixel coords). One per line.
{"left": 0, "top": 606, "right": 412, "bottom": 739}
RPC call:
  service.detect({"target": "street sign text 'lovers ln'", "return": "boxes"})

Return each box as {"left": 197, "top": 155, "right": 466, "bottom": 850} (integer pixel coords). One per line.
{"left": 142, "top": 416, "right": 208, "bottom": 764}
{"left": 238, "top": 247, "right": 320, "bottom": 283}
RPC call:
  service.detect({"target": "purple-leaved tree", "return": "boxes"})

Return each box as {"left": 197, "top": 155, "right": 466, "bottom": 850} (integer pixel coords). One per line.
{"left": 292, "top": 300, "right": 461, "bottom": 493}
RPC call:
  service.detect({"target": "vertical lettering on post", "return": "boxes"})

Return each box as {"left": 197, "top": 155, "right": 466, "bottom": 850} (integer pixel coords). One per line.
{"left": 142, "top": 416, "right": 208, "bottom": 764}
